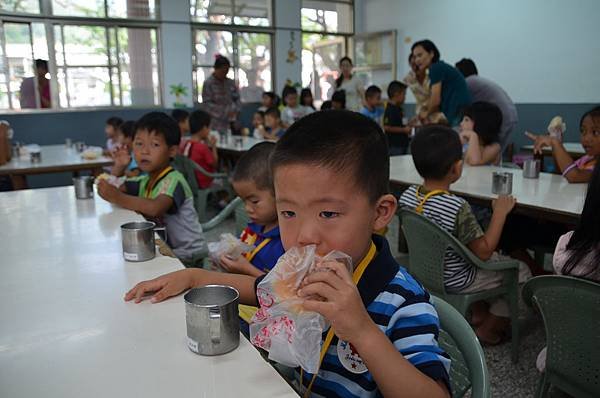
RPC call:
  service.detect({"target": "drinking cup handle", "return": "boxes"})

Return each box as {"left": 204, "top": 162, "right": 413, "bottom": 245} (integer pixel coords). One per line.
{"left": 209, "top": 308, "right": 221, "bottom": 344}
{"left": 154, "top": 226, "right": 167, "bottom": 242}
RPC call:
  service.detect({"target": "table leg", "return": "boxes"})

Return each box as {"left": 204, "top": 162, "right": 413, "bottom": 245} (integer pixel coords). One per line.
{"left": 10, "top": 174, "right": 28, "bottom": 190}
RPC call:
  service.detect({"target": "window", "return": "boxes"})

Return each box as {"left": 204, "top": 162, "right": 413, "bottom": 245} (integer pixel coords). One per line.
{"left": 0, "top": 0, "right": 161, "bottom": 110}
{"left": 301, "top": 1, "right": 353, "bottom": 103}
{"left": 191, "top": 0, "right": 272, "bottom": 27}
{"left": 192, "top": 30, "right": 272, "bottom": 103}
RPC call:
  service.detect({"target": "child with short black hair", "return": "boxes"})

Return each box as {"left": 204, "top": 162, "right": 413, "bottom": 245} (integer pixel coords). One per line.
{"left": 98, "top": 112, "right": 207, "bottom": 266}
{"left": 384, "top": 81, "right": 411, "bottom": 156}
{"left": 259, "top": 91, "right": 278, "bottom": 112}
{"left": 300, "top": 88, "right": 316, "bottom": 110}
{"left": 281, "top": 86, "right": 314, "bottom": 128}
{"left": 251, "top": 110, "right": 265, "bottom": 138}
{"left": 399, "top": 125, "right": 531, "bottom": 344}
{"left": 125, "top": 110, "right": 451, "bottom": 398}
{"left": 360, "top": 85, "right": 384, "bottom": 125}
{"left": 217, "top": 142, "right": 283, "bottom": 277}
{"left": 171, "top": 109, "right": 190, "bottom": 137}
{"left": 182, "top": 110, "right": 218, "bottom": 189}
{"left": 331, "top": 90, "right": 346, "bottom": 110}
{"left": 104, "top": 116, "right": 123, "bottom": 155}
{"left": 112, "top": 120, "right": 140, "bottom": 178}
{"left": 257, "top": 107, "right": 285, "bottom": 140}
{"left": 459, "top": 101, "right": 502, "bottom": 165}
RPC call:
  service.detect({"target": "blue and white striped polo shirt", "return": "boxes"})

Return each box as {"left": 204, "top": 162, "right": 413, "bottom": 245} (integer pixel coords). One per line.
{"left": 257, "top": 235, "right": 451, "bottom": 397}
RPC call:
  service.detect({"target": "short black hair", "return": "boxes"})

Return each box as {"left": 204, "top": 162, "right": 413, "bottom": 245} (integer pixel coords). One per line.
{"left": 455, "top": 58, "right": 478, "bottom": 77}
{"left": 387, "top": 80, "right": 407, "bottom": 99}
{"left": 320, "top": 100, "right": 333, "bottom": 110}
{"left": 106, "top": 116, "right": 123, "bottom": 128}
{"left": 188, "top": 109, "right": 211, "bottom": 135}
{"left": 411, "top": 125, "right": 462, "bottom": 180}
{"left": 135, "top": 112, "right": 181, "bottom": 147}
{"left": 282, "top": 86, "right": 297, "bottom": 100}
{"left": 232, "top": 142, "right": 276, "bottom": 192}
{"left": 214, "top": 55, "right": 231, "bottom": 69}
{"left": 365, "top": 85, "right": 382, "bottom": 99}
{"left": 118, "top": 120, "right": 136, "bottom": 139}
{"left": 171, "top": 109, "right": 189, "bottom": 123}
{"left": 35, "top": 59, "right": 48, "bottom": 70}
{"left": 331, "top": 90, "right": 346, "bottom": 108}
{"left": 411, "top": 39, "right": 440, "bottom": 63}
{"left": 580, "top": 105, "right": 600, "bottom": 129}
{"left": 271, "top": 110, "right": 389, "bottom": 203}
{"left": 463, "top": 101, "right": 502, "bottom": 146}
{"left": 265, "top": 107, "right": 280, "bottom": 119}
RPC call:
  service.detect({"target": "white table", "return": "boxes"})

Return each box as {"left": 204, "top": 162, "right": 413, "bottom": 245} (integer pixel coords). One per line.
{"left": 521, "top": 142, "right": 585, "bottom": 158}
{"left": 0, "top": 144, "right": 113, "bottom": 189}
{"left": 216, "top": 135, "right": 269, "bottom": 154}
{"left": 0, "top": 186, "right": 297, "bottom": 398}
{"left": 390, "top": 155, "right": 585, "bottom": 224}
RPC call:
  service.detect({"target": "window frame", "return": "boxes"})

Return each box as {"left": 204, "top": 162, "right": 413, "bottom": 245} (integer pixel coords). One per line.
{"left": 300, "top": 0, "right": 354, "bottom": 35}
{"left": 190, "top": 0, "right": 273, "bottom": 28}
{"left": 0, "top": 0, "right": 163, "bottom": 112}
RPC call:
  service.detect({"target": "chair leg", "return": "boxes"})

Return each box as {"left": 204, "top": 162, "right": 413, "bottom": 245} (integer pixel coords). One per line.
{"left": 534, "top": 373, "right": 550, "bottom": 398}
{"left": 509, "top": 286, "right": 519, "bottom": 363}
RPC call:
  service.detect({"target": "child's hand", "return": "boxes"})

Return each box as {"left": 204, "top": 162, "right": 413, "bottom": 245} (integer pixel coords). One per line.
{"left": 219, "top": 254, "right": 256, "bottom": 275}
{"left": 525, "top": 131, "right": 554, "bottom": 155}
{"left": 492, "top": 195, "right": 516, "bottom": 217}
{"left": 459, "top": 131, "right": 472, "bottom": 145}
{"left": 208, "top": 135, "right": 218, "bottom": 147}
{"left": 97, "top": 179, "right": 121, "bottom": 203}
{"left": 124, "top": 269, "right": 195, "bottom": 303}
{"left": 113, "top": 146, "right": 131, "bottom": 168}
{"left": 298, "top": 260, "right": 374, "bottom": 343}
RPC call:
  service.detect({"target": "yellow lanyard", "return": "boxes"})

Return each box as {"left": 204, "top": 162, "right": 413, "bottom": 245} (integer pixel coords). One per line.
{"left": 301, "top": 241, "right": 377, "bottom": 398}
{"left": 415, "top": 186, "right": 449, "bottom": 214}
{"left": 144, "top": 166, "right": 173, "bottom": 198}
{"left": 245, "top": 238, "right": 272, "bottom": 263}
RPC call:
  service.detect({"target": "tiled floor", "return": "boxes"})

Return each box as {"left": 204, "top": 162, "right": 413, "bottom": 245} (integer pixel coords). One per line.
{"left": 203, "top": 212, "right": 553, "bottom": 398}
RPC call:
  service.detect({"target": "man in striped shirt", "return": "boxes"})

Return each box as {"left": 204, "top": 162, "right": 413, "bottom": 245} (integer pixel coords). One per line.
{"left": 399, "top": 125, "right": 530, "bottom": 345}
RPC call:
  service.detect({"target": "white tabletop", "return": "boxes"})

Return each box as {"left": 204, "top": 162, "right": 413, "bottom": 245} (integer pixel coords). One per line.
{"left": 0, "top": 144, "right": 113, "bottom": 175}
{"left": 0, "top": 186, "right": 296, "bottom": 398}
{"left": 521, "top": 142, "right": 585, "bottom": 156}
{"left": 216, "top": 136, "right": 270, "bottom": 153}
{"left": 390, "top": 155, "right": 585, "bottom": 220}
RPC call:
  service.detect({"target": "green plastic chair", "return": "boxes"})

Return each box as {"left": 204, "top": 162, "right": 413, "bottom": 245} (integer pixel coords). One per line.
{"left": 522, "top": 276, "right": 600, "bottom": 398}
{"left": 399, "top": 209, "right": 521, "bottom": 363}
{"left": 201, "top": 196, "right": 248, "bottom": 236}
{"left": 432, "top": 295, "right": 490, "bottom": 398}
{"left": 172, "top": 154, "right": 232, "bottom": 222}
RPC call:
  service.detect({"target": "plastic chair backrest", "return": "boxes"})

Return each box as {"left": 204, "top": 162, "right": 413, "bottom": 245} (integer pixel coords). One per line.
{"left": 522, "top": 276, "right": 600, "bottom": 398}
{"left": 201, "top": 197, "right": 243, "bottom": 232}
{"left": 234, "top": 199, "right": 249, "bottom": 236}
{"left": 399, "top": 209, "right": 485, "bottom": 296}
{"left": 433, "top": 295, "right": 490, "bottom": 398}
{"left": 171, "top": 154, "right": 200, "bottom": 195}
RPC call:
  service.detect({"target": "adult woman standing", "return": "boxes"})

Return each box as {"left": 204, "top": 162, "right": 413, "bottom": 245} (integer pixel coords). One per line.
{"left": 403, "top": 53, "right": 430, "bottom": 118}
{"left": 201, "top": 55, "right": 241, "bottom": 133}
{"left": 334, "top": 56, "right": 364, "bottom": 112}
{"left": 411, "top": 40, "right": 471, "bottom": 126}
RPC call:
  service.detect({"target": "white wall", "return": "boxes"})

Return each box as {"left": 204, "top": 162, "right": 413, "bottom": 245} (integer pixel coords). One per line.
{"left": 274, "top": 0, "right": 302, "bottom": 94}
{"left": 356, "top": 0, "right": 600, "bottom": 103}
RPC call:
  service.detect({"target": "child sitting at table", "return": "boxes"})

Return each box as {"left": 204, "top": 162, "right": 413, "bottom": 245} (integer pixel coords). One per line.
{"left": 399, "top": 125, "right": 531, "bottom": 345}
{"left": 125, "top": 110, "right": 451, "bottom": 398}
{"left": 98, "top": 111, "right": 207, "bottom": 266}
{"left": 459, "top": 101, "right": 502, "bottom": 166}
{"left": 171, "top": 109, "right": 190, "bottom": 137}
{"left": 104, "top": 116, "right": 123, "bottom": 155}
{"left": 216, "top": 142, "right": 283, "bottom": 277}
{"left": 360, "top": 85, "right": 384, "bottom": 126}
{"left": 113, "top": 120, "right": 140, "bottom": 178}
{"left": 258, "top": 91, "right": 278, "bottom": 112}
{"left": 281, "top": 86, "right": 314, "bottom": 128}
{"left": 181, "top": 110, "right": 218, "bottom": 189}
{"left": 526, "top": 105, "right": 600, "bottom": 183}
{"left": 256, "top": 107, "right": 285, "bottom": 140}
{"left": 383, "top": 81, "right": 412, "bottom": 156}
{"left": 251, "top": 110, "right": 265, "bottom": 139}
{"left": 331, "top": 90, "right": 346, "bottom": 110}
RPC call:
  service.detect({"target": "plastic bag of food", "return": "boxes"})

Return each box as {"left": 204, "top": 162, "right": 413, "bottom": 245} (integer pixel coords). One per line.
{"left": 547, "top": 116, "right": 566, "bottom": 141}
{"left": 208, "top": 233, "right": 254, "bottom": 264}
{"left": 249, "top": 245, "right": 352, "bottom": 373}
{"left": 95, "top": 172, "right": 126, "bottom": 188}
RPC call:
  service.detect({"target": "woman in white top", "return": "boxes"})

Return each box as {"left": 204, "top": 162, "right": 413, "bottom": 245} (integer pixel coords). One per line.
{"left": 334, "top": 57, "right": 364, "bottom": 112}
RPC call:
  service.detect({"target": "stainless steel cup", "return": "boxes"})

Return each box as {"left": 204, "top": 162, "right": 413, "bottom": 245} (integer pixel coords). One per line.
{"left": 75, "top": 142, "right": 86, "bottom": 152}
{"left": 30, "top": 151, "right": 41, "bottom": 163}
{"left": 184, "top": 285, "right": 240, "bottom": 356}
{"left": 523, "top": 159, "right": 541, "bottom": 179}
{"left": 492, "top": 172, "right": 513, "bottom": 195}
{"left": 65, "top": 138, "right": 72, "bottom": 148}
{"left": 73, "top": 176, "right": 94, "bottom": 199}
{"left": 120, "top": 221, "right": 156, "bottom": 262}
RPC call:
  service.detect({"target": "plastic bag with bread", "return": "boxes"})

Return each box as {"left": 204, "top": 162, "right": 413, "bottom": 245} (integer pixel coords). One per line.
{"left": 249, "top": 245, "right": 352, "bottom": 373}
{"left": 207, "top": 233, "right": 254, "bottom": 266}
{"left": 547, "top": 116, "right": 566, "bottom": 141}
